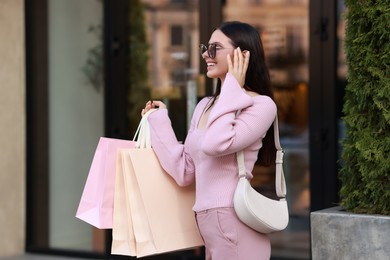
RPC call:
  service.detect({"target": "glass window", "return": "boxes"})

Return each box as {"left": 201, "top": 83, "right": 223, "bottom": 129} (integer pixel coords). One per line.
{"left": 142, "top": 0, "right": 200, "bottom": 141}
{"left": 171, "top": 25, "right": 184, "bottom": 46}
{"left": 48, "top": 0, "right": 105, "bottom": 252}
{"left": 224, "top": 0, "right": 310, "bottom": 258}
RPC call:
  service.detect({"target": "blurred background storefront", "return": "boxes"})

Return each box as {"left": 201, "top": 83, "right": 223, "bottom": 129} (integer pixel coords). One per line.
{"left": 0, "top": 0, "right": 346, "bottom": 259}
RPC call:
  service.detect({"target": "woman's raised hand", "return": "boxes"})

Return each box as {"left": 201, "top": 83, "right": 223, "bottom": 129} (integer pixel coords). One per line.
{"left": 227, "top": 47, "right": 250, "bottom": 88}
{"left": 141, "top": 100, "right": 167, "bottom": 116}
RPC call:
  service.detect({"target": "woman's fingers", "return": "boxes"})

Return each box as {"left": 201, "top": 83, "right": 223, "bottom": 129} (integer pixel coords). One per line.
{"left": 151, "top": 100, "right": 167, "bottom": 109}
{"left": 227, "top": 47, "right": 250, "bottom": 87}
{"left": 237, "top": 47, "right": 243, "bottom": 72}
{"left": 227, "top": 53, "right": 233, "bottom": 71}
{"left": 141, "top": 100, "right": 167, "bottom": 116}
{"left": 141, "top": 100, "right": 153, "bottom": 116}
{"left": 234, "top": 48, "right": 239, "bottom": 71}
{"left": 233, "top": 47, "right": 247, "bottom": 73}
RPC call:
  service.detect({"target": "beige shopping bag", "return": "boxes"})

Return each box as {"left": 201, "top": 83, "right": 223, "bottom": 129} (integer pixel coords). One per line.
{"left": 111, "top": 150, "right": 137, "bottom": 256}
{"left": 111, "top": 109, "right": 203, "bottom": 257}
{"left": 129, "top": 148, "right": 203, "bottom": 257}
{"left": 111, "top": 148, "right": 203, "bottom": 258}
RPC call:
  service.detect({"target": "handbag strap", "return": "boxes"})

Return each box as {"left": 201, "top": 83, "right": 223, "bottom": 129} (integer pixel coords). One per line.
{"left": 237, "top": 116, "right": 287, "bottom": 198}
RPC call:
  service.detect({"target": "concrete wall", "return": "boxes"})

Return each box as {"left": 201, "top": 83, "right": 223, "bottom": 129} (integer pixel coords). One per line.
{"left": 311, "top": 206, "right": 390, "bottom": 259}
{"left": 0, "top": 0, "right": 25, "bottom": 257}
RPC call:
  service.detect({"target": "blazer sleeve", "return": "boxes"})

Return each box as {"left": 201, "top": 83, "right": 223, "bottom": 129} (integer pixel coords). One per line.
{"left": 202, "top": 72, "right": 277, "bottom": 156}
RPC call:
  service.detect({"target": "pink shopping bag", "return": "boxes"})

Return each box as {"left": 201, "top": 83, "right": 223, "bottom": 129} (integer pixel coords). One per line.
{"left": 76, "top": 137, "right": 136, "bottom": 229}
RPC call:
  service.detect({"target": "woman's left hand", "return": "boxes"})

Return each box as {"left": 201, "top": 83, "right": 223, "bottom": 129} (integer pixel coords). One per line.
{"left": 227, "top": 47, "right": 250, "bottom": 88}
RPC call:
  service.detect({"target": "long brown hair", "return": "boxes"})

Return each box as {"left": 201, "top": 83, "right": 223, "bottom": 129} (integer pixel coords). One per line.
{"left": 210, "top": 21, "right": 276, "bottom": 166}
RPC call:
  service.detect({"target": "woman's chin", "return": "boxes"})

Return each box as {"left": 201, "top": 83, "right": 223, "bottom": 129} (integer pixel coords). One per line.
{"left": 206, "top": 69, "right": 219, "bottom": 79}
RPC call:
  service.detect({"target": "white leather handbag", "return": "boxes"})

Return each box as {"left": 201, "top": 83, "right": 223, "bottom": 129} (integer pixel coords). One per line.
{"left": 233, "top": 116, "right": 289, "bottom": 234}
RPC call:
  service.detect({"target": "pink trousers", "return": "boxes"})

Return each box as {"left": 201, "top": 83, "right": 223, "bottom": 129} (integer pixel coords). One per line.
{"left": 195, "top": 207, "right": 271, "bottom": 260}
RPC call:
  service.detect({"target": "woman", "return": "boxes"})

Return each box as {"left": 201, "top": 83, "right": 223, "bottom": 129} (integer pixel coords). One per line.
{"left": 142, "top": 21, "right": 277, "bottom": 259}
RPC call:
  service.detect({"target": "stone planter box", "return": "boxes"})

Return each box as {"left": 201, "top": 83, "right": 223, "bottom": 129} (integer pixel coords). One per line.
{"left": 311, "top": 206, "right": 390, "bottom": 260}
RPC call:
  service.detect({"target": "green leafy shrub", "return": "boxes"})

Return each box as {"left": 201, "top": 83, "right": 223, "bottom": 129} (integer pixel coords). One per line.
{"left": 339, "top": 0, "right": 390, "bottom": 215}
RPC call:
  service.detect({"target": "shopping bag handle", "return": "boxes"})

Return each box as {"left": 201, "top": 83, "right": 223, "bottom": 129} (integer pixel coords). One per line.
{"left": 133, "top": 109, "right": 158, "bottom": 149}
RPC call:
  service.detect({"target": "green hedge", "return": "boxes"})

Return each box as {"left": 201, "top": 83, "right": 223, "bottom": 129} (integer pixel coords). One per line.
{"left": 339, "top": 0, "right": 390, "bottom": 215}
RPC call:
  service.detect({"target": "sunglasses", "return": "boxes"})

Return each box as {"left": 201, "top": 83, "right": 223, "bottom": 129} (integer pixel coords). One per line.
{"left": 199, "top": 43, "right": 234, "bottom": 59}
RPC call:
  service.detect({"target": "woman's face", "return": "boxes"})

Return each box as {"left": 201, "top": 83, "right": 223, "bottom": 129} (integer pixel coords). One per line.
{"left": 201, "top": 29, "right": 235, "bottom": 82}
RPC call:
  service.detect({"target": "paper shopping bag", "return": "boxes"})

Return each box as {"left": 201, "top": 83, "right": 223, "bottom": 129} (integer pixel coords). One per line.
{"left": 129, "top": 148, "right": 203, "bottom": 257}
{"left": 111, "top": 150, "right": 137, "bottom": 256}
{"left": 76, "top": 137, "right": 135, "bottom": 229}
{"left": 112, "top": 109, "right": 203, "bottom": 257}
{"left": 112, "top": 148, "right": 160, "bottom": 257}
{"left": 111, "top": 149, "right": 203, "bottom": 258}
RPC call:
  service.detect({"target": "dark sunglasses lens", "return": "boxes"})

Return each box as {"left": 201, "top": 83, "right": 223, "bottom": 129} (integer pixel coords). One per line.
{"left": 199, "top": 44, "right": 207, "bottom": 55}
{"left": 208, "top": 44, "right": 216, "bottom": 58}
{"left": 199, "top": 44, "right": 216, "bottom": 58}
